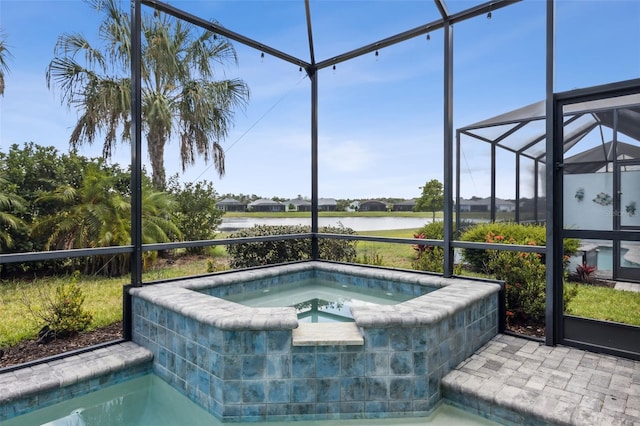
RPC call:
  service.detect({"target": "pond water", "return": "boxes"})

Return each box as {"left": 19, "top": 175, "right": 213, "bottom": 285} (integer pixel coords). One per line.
{"left": 219, "top": 216, "right": 433, "bottom": 232}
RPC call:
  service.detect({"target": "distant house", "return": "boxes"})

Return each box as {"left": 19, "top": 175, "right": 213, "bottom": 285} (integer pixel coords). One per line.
{"left": 287, "top": 199, "right": 311, "bottom": 212}
{"left": 248, "top": 198, "right": 286, "bottom": 212}
{"left": 458, "top": 197, "right": 515, "bottom": 212}
{"left": 318, "top": 198, "right": 337, "bottom": 211}
{"left": 216, "top": 198, "right": 246, "bottom": 212}
{"left": 392, "top": 199, "right": 417, "bottom": 212}
{"left": 359, "top": 200, "right": 388, "bottom": 212}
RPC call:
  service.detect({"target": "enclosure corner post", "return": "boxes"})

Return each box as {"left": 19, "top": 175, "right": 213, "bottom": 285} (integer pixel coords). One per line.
{"left": 544, "top": 0, "right": 559, "bottom": 347}
{"left": 442, "top": 20, "right": 454, "bottom": 277}
{"left": 127, "top": 0, "right": 143, "bottom": 340}
{"left": 310, "top": 66, "right": 319, "bottom": 260}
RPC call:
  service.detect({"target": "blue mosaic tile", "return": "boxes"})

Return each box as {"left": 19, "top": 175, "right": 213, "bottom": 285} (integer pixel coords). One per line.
{"left": 266, "top": 403, "right": 290, "bottom": 416}
{"left": 266, "top": 354, "right": 291, "bottom": 378}
{"left": 242, "top": 381, "right": 266, "bottom": 403}
{"left": 267, "top": 379, "right": 290, "bottom": 403}
{"left": 267, "top": 330, "right": 291, "bottom": 353}
{"left": 364, "top": 329, "right": 388, "bottom": 350}
{"left": 243, "top": 331, "right": 266, "bottom": 354}
{"left": 209, "top": 328, "right": 223, "bottom": 352}
{"left": 341, "top": 377, "right": 365, "bottom": 401}
{"left": 292, "top": 353, "right": 315, "bottom": 378}
{"left": 222, "top": 355, "right": 242, "bottom": 380}
{"left": 389, "top": 400, "right": 412, "bottom": 413}
{"left": 289, "top": 402, "right": 315, "bottom": 416}
{"left": 223, "top": 331, "right": 243, "bottom": 354}
{"left": 315, "top": 402, "right": 341, "bottom": 415}
{"left": 316, "top": 353, "right": 340, "bottom": 377}
{"left": 209, "top": 352, "right": 222, "bottom": 377}
{"left": 197, "top": 345, "right": 211, "bottom": 370}
{"left": 339, "top": 401, "right": 365, "bottom": 415}
{"left": 366, "top": 353, "right": 389, "bottom": 376}
{"left": 222, "top": 380, "right": 241, "bottom": 403}
{"left": 390, "top": 352, "right": 413, "bottom": 375}
{"left": 157, "top": 346, "right": 167, "bottom": 367}
{"left": 365, "top": 377, "right": 389, "bottom": 400}
{"left": 389, "top": 377, "right": 412, "bottom": 400}
{"left": 365, "top": 400, "right": 388, "bottom": 413}
{"left": 317, "top": 378, "right": 341, "bottom": 402}
{"left": 389, "top": 329, "right": 412, "bottom": 351}
{"left": 221, "top": 404, "right": 242, "bottom": 418}
{"left": 341, "top": 352, "right": 365, "bottom": 376}
{"left": 412, "top": 376, "right": 428, "bottom": 399}
{"left": 291, "top": 379, "right": 316, "bottom": 403}
{"left": 413, "top": 351, "right": 428, "bottom": 375}
{"left": 242, "top": 355, "right": 266, "bottom": 379}
{"left": 241, "top": 404, "right": 266, "bottom": 418}
{"left": 185, "top": 340, "right": 197, "bottom": 362}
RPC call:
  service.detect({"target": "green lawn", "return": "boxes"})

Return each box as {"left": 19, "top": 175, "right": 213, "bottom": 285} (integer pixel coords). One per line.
{"left": 354, "top": 228, "right": 418, "bottom": 269}
{"left": 0, "top": 257, "right": 213, "bottom": 347}
{"left": 567, "top": 284, "right": 640, "bottom": 326}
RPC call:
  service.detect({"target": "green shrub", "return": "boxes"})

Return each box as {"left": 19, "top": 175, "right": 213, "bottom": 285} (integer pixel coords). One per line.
{"left": 477, "top": 228, "right": 579, "bottom": 326}
{"left": 412, "top": 246, "right": 445, "bottom": 273}
{"left": 459, "top": 222, "right": 579, "bottom": 272}
{"left": 411, "top": 220, "right": 472, "bottom": 273}
{"left": 226, "top": 224, "right": 358, "bottom": 268}
{"left": 24, "top": 271, "right": 93, "bottom": 341}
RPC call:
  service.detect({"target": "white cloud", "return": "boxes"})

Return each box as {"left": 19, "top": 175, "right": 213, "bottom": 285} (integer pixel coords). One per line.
{"left": 319, "top": 140, "right": 375, "bottom": 174}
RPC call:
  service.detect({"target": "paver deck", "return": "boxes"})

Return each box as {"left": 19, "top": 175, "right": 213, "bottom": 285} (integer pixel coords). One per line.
{"left": 442, "top": 334, "right": 640, "bottom": 425}
{"left": 3, "top": 335, "right": 640, "bottom": 425}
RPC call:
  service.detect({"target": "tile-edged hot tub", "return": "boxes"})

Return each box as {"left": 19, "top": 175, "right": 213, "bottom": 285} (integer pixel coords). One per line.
{"left": 129, "top": 261, "right": 502, "bottom": 422}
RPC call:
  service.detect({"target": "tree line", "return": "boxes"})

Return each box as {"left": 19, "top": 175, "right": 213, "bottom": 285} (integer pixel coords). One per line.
{"left": 0, "top": 143, "right": 223, "bottom": 277}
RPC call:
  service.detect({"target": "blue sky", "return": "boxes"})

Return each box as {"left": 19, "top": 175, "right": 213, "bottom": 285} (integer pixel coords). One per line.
{"left": 1, "top": 0, "right": 639, "bottom": 200}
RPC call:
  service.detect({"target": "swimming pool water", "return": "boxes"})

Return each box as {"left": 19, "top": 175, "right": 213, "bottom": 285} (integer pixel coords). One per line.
{"left": 4, "top": 374, "right": 498, "bottom": 425}
{"left": 3, "top": 375, "right": 216, "bottom": 426}
{"left": 221, "top": 278, "right": 418, "bottom": 323}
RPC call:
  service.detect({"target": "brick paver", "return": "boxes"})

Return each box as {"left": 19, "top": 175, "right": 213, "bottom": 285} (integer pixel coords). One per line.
{"left": 442, "top": 334, "right": 640, "bottom": 425}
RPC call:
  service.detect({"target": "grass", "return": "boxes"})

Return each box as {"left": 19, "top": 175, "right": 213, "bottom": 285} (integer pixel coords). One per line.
{"left": 354, "top": 228, "right": 418, "bottom": 269}
{"left": 567, "top": 284, "right": 640, "bottom": 326}
{"left": 0, "top": 275, "right": 123, "bottom": 347}
{"left": 0, "top": 255, "right": 216, "bottom": 347}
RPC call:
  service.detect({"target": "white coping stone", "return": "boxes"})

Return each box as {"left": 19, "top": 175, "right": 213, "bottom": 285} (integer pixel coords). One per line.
{"left": 129, "top": 261, "right": 502, "bottom": 330}
{"left": 292, "top": 322, "right": 364, "bottom": 346}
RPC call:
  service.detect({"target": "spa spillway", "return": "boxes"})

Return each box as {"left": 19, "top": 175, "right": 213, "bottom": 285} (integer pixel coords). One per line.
{"left": 129, "top": 261, "right": 501, "bottom": 422}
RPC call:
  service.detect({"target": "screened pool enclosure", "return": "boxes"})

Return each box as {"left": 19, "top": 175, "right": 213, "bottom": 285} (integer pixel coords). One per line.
{"left": 1, "top": 0, "right": 639, "bottom": 368}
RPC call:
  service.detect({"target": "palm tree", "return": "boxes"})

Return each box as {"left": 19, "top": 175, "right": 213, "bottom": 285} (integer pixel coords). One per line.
{"left": 0, "top": 177, "right": 27, "bottom": 250}
{"left": 33, "top": 164, "right": 180, "bottom": 276}
{"left": 47, "top": 0, "right": 249, "bottom": 189}
{"left": 0, "top": 30, "right": 11, "bottom": 96}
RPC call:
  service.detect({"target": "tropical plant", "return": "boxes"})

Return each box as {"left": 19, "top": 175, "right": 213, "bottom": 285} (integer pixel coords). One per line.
{"left": 0, "top": 176, "right": 27, "bottom": 250}
{"left": 32, "top": 164, "right": 180, "bottom": 276}
{"left": 0, "top": 29, "right": 11, "bottom": 96}
{"left": 415, "top": 179, "right": 444, "bottom": 221}
{"left": 46, "top": 0, "right": 249, "bottom": 189}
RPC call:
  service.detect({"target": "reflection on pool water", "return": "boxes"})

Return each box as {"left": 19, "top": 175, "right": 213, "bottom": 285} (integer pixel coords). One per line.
{"left": 222, "top": 278, "right": 423, "bottom": 323}
{"left": 5, "top": 374, "right": 498, "bottom": 426}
